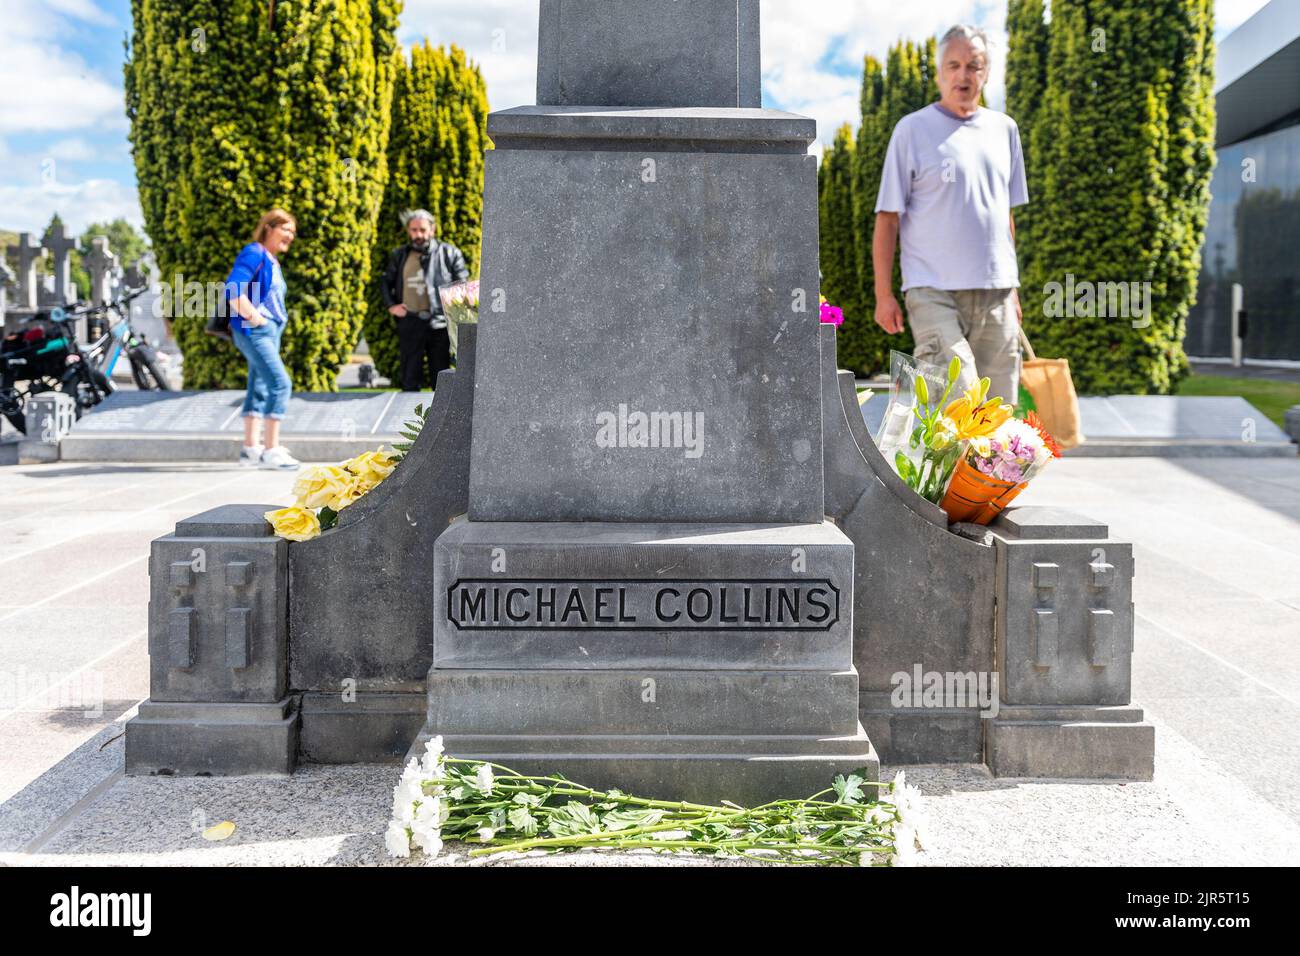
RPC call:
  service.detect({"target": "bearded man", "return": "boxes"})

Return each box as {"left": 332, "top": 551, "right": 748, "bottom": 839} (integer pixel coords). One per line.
{"left": 380, "top": 209, "right": 470, "bottom": 391}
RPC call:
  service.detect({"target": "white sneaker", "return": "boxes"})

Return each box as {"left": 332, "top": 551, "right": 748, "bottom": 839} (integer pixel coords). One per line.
{"left": 259, "top": 446, "right": 300, "bottom": 470}
{"left": 239, "top": 444, "right": 264, "bottom": 467}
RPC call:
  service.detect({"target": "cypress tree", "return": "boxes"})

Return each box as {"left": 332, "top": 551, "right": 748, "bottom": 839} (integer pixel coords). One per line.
{"left": 1016, "top": 0, "right": 1216, "bottom": 394}
{"left": 363, "top": 43, "right": 490, "bottom": 385}
{"left": 125, "top": 0, "right": 401, "bottom": 390}
{"left": 820, "top": 40, "right": 934, "bottom": 376}
{"left": 1005, "top": 0, "right": 1049, "bottom": 286}
{"left": 818, "top": 124, "right": 859, "bottom": 346}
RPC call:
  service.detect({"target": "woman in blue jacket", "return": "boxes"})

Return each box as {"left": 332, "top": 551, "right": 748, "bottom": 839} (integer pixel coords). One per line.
{"left": 226, "top": 209, "right": 298, "bottom": 469}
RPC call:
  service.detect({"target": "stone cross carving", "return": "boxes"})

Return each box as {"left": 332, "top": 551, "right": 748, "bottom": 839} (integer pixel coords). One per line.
{"left": 537, "top": 0, "right": 760, "bottom": 108}
{"left": 43, "top": 221, "right": 79, "bottom": 305}
{"left": 84, "top": 236, "right": 120, "bottom": 306}
{"left": 6, "top": 232, "right": 42, "bottom": 310}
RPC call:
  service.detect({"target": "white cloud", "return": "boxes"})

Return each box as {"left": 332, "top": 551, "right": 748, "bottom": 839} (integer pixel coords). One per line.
{"left": 41, "top": 0, "right": 117, "bottom": 28}
{"left": 46, "top": 137, "right": 99, "bottom": 162}
{"left": 0, "top": 1, "right": 124, "bottom": 134}
{"left": 399, "top": 0, "right": 539, "bottom": 112}
{"left": 0, "top": 178, "right": 142, "bottom": 234}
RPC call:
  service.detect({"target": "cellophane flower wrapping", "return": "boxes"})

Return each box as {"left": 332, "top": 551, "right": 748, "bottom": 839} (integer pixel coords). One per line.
{"left": 438, "top": 279, "right": 480, "bottom": 356}
{"left": 875, "top": 351, "right": 948, "bottom": 475}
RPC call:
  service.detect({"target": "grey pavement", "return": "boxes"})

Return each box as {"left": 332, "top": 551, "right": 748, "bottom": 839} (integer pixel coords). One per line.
{"left": 0, "top": 456, "right": 1298, "bottom": 866}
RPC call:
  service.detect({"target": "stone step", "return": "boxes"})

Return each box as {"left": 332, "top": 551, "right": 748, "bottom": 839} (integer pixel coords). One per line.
{"left": 425, "top": 668, "right": 862, "bottom": 736}
{"left": 407, "top": 727, "right": 880, "bottom": 805}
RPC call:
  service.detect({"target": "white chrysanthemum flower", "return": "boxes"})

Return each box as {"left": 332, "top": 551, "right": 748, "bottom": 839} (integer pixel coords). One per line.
{"left": 410, "top": 796, "right": 444, "bottom": 857}
{"left": 478, "top": 827, "right": 496, "bottom": 842}
{"left": 384, "top": 821, "right": 411, "bottom": 858}
{"left": 889, "top": 770, "right": 927, "bottom": 852}
{"left": 893, "top": 823, "right": 918, "bottom": 867}
{"left": 421, "top": 736, "right": 445, "bottom": 775}
{"left": 412, "top": 826, "right": 443, "bottom": 857}
{"left": 891, "top": 770, "right": 908, "bottom": 806}
{"left": 392, "top": 782, "right": 418, "bottom": 824}
{"left": 392, "top": 765, "right": 425, "bottom": 824}
{"left": 414, "top": 795, "right": 441, "bottom": 824}
{"left": 475, "top": 763, "right": 494, "bottom": 793}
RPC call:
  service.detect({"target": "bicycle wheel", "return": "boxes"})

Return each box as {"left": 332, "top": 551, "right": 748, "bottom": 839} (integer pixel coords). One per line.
{"left": 130, "top": 351, "right": 173, "bottom": 391}
{"left": 0, "top": 393, "right": 25, "bottom": 434}
{"left": 60, "top": 367, "right": 112, "bottom": 419}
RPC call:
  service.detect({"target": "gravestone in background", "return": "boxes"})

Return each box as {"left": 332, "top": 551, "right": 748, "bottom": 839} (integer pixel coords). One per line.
{"left": 84, "top": 236, "right": 120, "bottom": 307}
{"left": 408, "top": 0, "right": 878, "bottom": 802}
{"left": 43, "top": 222, "right": 78, "bottom": 307}
{"left": 6, "top": 233, "right": 40, "bottom": 311}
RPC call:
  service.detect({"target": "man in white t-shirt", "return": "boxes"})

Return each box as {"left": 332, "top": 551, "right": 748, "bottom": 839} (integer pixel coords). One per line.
{"left": 873, "top": 24, "right": 1029, "bottom": 404}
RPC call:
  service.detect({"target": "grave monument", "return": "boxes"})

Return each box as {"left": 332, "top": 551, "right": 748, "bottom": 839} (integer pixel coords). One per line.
{"left": 3, "top": 233, "right": 42, "bottom": 335}
{"left": 84, "top": 236, "right": 120, "bottom": 308}
{"left": 125, "top": 0, "right": 1153, "bottom": 793}
{"left": 42, "top": 222, "right": 79, "bottom": 308}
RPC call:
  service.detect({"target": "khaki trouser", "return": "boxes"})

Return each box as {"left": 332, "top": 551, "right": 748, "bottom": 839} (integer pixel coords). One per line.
{"left": 904, "top": 287, "right": 1021, "bottom": 405}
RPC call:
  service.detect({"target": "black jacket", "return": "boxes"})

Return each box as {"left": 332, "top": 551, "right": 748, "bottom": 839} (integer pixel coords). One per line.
{"left": 381, "top": 241, "right": 470, "bottom": 316}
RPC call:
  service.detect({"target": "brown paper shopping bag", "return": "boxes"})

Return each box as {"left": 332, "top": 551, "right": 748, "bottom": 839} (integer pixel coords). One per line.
{"left": 1018, "top": 329, "right": 1084, "bottom": 450}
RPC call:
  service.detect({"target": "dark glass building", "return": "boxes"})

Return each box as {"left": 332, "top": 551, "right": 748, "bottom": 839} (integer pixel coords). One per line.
{"left": 1189, "top": 1, "right": 1300, "bottom": 361}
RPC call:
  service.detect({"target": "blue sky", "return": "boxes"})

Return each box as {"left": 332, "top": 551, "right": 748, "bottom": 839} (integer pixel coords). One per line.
{"left": 0, "top": 0, "right": 1272, "bottom": 238}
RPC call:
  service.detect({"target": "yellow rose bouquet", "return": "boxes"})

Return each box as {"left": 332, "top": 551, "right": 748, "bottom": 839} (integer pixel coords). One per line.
{"left": 264, "top": 448, "right": 399, "bottom": 542}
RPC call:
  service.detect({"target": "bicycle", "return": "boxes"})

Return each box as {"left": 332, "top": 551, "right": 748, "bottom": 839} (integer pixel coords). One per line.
{"left": 0, "top": 287, "right": 171, "bottom": 434}
{"left": 77, "top": 288, "right": 173, "bottom": 393}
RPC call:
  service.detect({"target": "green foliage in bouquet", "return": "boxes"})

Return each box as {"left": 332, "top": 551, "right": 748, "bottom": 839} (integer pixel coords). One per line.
{"left": 364, "top": 43, "right": 489, "bottom": 384}
{"left": 389, "top": 402, "right": 429, "bottom": 463}
{"left": 1008, "top": 0, "right": 1216, "bottom": 394}
{"left": 818, "top": 40, "right": 936, "bottom": 376}
{"left": 125, "top": 0, "right": 401, "bottom": 390}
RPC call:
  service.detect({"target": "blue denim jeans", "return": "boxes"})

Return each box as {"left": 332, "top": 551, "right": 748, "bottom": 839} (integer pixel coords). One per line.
{"left": 232, "top": 321, "right": 292, "bottom": 419}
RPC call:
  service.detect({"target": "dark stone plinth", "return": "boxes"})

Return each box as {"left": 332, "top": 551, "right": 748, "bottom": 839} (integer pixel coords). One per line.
{"left": 125, "top": 698, "right": 299, "bottom": 776}
{"left": 297, "top": 692, "right": 427, "bottom": 765}
{"left": 431, "top": 518, "right": 854, "bottom": 671}
{"left": 993, "top": 507, "right": 1109, "bottom": 540}
{"left": 537, "top": 0, "right": 760, "bottom": 109}
{"left": 988, "top": 705, "right": 1155, "bottom": 779}
{"left": 487, "top": 106, "right": 814, "bottom": 153}
{"left": 146, "top": 529, "right": 288, "bottom": 703}
{"left": 469, "top": 138, "right": 823, "bottom": 524}
{"left": 174, "top": 503, "right": 277, "bottom": 539}
{"left": 410, "top": 518, "right": 877, "bottom": 802}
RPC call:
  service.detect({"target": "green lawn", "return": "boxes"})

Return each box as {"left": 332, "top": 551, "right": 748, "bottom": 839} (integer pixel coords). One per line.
{"left": 1177, "top": 374, "right": 1300, "bottom": 429}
